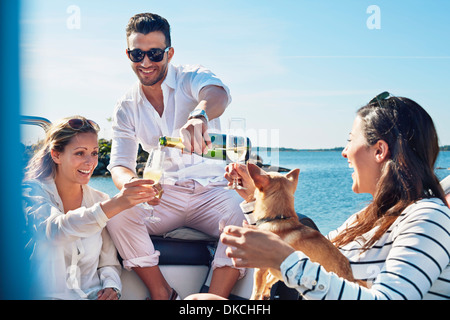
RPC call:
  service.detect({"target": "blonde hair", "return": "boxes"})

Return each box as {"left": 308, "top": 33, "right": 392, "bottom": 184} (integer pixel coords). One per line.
{"left": 24, "top": 116, "right": 99, "bottom": 181}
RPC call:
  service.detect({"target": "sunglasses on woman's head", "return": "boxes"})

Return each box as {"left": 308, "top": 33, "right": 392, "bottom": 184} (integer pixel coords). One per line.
{"left": 369, "top": 91, "right": 392, "bottom": 105}
{"left": 67, "top": 118, "right": 100, "bottom": 131}
{"left": 126, "top": 47, "right": 170, "bottom": 63}
{"left": 369, "top": 92, "right": 402, "bottom": 136}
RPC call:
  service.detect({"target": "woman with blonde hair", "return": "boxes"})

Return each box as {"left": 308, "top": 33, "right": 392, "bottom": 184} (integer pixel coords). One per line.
{"left": 23, "top": 116, "right": 157, "bottom": 299}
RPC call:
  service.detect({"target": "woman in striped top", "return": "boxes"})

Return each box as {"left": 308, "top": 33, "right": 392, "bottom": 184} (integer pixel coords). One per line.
{"left": 220, "top": 92, "right": 450, "bottom": 300}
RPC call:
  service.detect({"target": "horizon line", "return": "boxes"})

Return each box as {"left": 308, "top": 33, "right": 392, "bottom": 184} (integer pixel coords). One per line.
{"left": 282, "top": 55, "right": 450, "bottom": 59}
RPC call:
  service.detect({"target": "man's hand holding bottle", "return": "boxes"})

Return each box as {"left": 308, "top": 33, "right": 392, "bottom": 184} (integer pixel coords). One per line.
{"left": 180, "top": 107, "right": 211, "bottom": 155}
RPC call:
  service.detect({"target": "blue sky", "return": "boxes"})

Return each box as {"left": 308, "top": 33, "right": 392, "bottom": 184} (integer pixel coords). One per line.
{"left": 20, "top": 0, "right": 450, "bottom": 149}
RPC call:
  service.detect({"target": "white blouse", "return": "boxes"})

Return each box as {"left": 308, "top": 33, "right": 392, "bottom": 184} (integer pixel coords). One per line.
{"left": 22, "top": 178, "right": 121, "bottom": 300}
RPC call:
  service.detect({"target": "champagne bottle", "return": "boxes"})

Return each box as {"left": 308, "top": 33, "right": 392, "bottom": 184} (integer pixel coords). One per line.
{"left": 159, "top": 133, "right": 251, "bottom": 161}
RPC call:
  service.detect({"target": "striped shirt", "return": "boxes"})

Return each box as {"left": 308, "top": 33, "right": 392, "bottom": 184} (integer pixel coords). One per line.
{"left": 280, "top": 198, "right": 450, "bottom": 299}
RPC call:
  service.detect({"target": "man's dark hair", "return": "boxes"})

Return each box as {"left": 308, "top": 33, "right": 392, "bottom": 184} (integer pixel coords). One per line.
{"left": 126, "top": 13, "right": 171, "bottom": 47}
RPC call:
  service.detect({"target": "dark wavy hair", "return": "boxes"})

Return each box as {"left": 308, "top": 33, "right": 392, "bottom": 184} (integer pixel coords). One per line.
{"left": 332, "top": 95, "right": 447, "bottom": 250}
{"left": 126, "top": 13, "right": 171, "bottom": 47}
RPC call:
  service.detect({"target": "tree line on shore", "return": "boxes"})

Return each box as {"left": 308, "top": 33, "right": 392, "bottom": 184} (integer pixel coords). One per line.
{"left": 22, "top": 139, "right": 450, "bottom": 177}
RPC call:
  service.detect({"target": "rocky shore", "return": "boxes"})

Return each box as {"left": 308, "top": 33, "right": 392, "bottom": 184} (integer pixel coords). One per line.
{"left": 93, "top": 139, "right": 148, "bottom": 176}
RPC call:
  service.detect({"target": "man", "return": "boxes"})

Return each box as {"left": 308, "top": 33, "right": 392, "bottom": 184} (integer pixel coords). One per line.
{"left": 106, "top": 13, "right": 245, "bottom": 300}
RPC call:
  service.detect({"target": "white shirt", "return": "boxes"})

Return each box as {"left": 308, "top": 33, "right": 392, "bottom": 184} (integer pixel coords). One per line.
{"left": 280, "top": 198, "right": 450, "bottom": 299}
{"left": 108, "top": 63, "right": 232, "bottom": 186}
{"left": 22, "top": 178, "right": 122, "bottom": 300}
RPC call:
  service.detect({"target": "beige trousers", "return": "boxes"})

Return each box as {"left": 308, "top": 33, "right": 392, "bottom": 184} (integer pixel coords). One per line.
{"left": 106, "top": 180, "right": 245, "bottom": 277}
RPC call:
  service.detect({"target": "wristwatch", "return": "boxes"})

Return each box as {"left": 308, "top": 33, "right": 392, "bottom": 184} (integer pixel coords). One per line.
{"left": 188, "top": 109, "right": 209, "bottom": 122}
{"left": 111, "top": 287, "right": 121, "bottom": 300}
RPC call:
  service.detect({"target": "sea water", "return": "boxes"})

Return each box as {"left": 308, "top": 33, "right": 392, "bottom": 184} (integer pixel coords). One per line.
{"left": 89, "top": 151, "right": 450, "bottom": 235}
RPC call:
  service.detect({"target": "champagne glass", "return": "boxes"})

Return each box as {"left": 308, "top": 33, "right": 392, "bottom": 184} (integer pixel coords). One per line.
{"left": 225, "top": 118, "right": 248, "bottom": 190}
{"left": 139, "top": 148, "right": 165, "bottom": 222}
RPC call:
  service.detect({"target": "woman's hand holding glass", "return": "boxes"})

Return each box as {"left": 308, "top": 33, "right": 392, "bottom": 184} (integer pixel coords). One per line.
{"left": 100, "top": 178, "right": 157, "bottom": 218}
{"left": 122, "top": 178, "right": 160, "bottom": 207}
{"left": 225, "top": 118, "right": 248, "bottom": 190}
{"left": 138, "top": 148, "right": 165, "bottom": 222}
{"left": 224, "top": 163, "right": 255, "bottom": 203}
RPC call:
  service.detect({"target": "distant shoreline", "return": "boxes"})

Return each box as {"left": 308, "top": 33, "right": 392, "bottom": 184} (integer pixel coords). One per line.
{"left": 256, "top": 146, "right": 450, "bottom": 152}
{"left": 255, "top": 147, "right": 344, "bottom": 152}
{"left": 88, "top": 145, "right": 449, "bottom": 176}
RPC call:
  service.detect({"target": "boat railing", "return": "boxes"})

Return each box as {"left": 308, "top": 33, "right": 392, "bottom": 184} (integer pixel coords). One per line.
{"left": 20, "top": 115, "right": 51, "bottom": 131}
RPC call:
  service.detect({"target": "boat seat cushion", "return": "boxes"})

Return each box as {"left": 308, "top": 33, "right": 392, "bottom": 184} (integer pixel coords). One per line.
{"left": 151, "top": 213, "right": 319, "bottom": 267}
{"left": 151, "top": 230, "right": 217, "bottom": 266}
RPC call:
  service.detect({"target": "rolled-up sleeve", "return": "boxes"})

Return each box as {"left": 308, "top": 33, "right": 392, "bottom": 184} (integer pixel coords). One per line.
{"left": 184, "top": 65, "right": 232, "bottom": 106}
{"left": 107, "top": 103, "right": 139, "bottom": 173}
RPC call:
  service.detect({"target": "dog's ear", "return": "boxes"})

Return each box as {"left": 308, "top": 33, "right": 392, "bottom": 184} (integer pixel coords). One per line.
{"left": 286, "top": 168, "right": 300, "bottom": 192}
{"left": 247, "top": 163, "right": 270, "bottom": 191}
{"left": 286, "top": 168, "right": 300, "bottom": 183}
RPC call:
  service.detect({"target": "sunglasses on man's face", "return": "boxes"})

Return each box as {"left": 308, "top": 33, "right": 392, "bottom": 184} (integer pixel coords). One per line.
{"left": 126, "top": 47, "right": 170, "bottom": 63}
{"left": 67, "top": 118, "right": 100, "bottom": 131}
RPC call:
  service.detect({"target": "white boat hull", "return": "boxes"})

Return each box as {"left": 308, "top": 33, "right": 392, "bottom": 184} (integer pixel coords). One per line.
{"left": 120, "top": 265, "right": 254, "bottom": 300}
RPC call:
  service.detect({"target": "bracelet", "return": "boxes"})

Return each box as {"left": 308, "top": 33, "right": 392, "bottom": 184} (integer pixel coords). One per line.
{"left": 240, "top": 200, "right": 257, "bottom": 225}
{"left": 239, "top": 200, "right": 255, "bottom": 214}
{"left": 244, "top": 212, "right": 257, "bottom": 225}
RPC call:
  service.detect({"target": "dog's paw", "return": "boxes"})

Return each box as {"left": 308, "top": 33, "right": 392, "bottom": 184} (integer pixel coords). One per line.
{"left": 262, "top": 287, "right": 272, "bottom": 300}
{"left": 250, "top": 292, "right": 264, "bottom": 300}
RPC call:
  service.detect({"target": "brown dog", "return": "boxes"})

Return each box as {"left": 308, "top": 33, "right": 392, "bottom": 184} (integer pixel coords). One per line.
{"left": 247, "top": 163, "right": 355, "bottom": 300}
